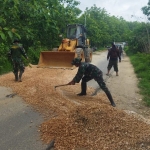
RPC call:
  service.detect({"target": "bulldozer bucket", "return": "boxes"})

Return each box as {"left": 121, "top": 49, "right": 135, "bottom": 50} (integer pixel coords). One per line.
{"left": 37, "top": 51, "right": 75, "bottom": 68}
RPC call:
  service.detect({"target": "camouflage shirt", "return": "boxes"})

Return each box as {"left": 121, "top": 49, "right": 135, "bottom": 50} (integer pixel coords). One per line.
{"left": 9, "top": 43, "right": 28, "bottom": 61}
{"left": 73, "top": 62, "right": 102, "bottom": 83}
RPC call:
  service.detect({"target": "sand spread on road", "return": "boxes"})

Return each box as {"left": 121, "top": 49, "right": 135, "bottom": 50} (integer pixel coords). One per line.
{"left": 0, "top": 65, "right": 150, "bottom": 150}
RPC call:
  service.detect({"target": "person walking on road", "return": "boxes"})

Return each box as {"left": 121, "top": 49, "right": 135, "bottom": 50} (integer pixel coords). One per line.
{"left": 106, "top": 43, "right": 121, "bottom": 76}
{"left": 68, "top": 58, "right": 116, "bottom": 107}
{"left": 8, "top": 39, "right": 28, "bottom": 82}
{"left": 119, "top": 45, "right": 123, "bottom": 58}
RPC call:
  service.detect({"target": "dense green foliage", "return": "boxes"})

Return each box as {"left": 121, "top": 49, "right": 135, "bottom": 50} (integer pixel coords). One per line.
{"left": 77, "top": 5, "right": 130, "bottom": 47}
{"left": 127, "top": 22, "right": 150, "bottom": 53}
{"left": 0, "top": 0, "right": 81, "bottom": 73}
{"left": 0, "top": 0, "right": 150, "bottom": 104}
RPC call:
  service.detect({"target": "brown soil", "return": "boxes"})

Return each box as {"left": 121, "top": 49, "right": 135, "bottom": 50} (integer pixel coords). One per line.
{"left": 0, "top": 52, "right": 150, "bottom": 150}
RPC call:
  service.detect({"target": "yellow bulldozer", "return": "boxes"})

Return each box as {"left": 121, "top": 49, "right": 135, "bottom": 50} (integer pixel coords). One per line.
{"left": 37, "top": 24, "right": 93, "bottom": 68}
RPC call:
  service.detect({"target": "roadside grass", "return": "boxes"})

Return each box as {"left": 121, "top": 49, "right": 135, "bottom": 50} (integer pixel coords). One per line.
{"left": 126, "top": 49, "right": 150, "bottom": 106}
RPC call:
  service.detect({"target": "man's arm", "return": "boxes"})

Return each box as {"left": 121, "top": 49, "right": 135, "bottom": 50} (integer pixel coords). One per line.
{"left": 20, "top": 46, "right": 28, "bottom": 59}
{"left": 117, "top": 50, "right": 121, "bottom": 62}
{"left": 107, "top": 50, "right": 110, "bottom": 60}
{"left": 7, "top": 49, "right": 11, "bottom": 57}
{"left": 7, "top": 49, "right": 12, "bottom": 62}
{"left": 73, "top": 67, "right": 84, "bottom": 83}
{"left": 68, "top": 65, "right": 85, "bottom": 84}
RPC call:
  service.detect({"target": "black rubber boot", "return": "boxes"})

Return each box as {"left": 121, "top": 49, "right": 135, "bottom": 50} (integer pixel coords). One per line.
{"left": 105, "top": 91, "right": 116, "bottom": 107}
{"left": 77, "top": 81, "right": 87, "bottom": 96}
{"left": 18, "top": 71, "right": 23, "bottom": 82}
{"left": 14, "top": 73, "right": 18, "bottom": 81}
{"left": 77, "top": 93, "right": 86, "bottom": 96}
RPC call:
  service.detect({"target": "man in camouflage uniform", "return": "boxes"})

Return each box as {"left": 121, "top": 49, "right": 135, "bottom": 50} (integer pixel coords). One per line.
{"left": 68, "top": 58, "right": 116, "bottom": 107}
{"left": 8, "top": 39, "right": 28, "bottom": 82}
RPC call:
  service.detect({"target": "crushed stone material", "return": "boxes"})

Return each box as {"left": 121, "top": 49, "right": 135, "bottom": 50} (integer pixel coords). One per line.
{"left": 0, "top": 65, "right": 150, "bottom": 150}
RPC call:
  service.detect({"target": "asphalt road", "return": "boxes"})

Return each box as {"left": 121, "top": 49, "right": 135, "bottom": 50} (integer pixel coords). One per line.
{"left": 0, "top": 86, "right": 47, "bottom": 150}
{"left": 0, "top": 51, "right": 110, "bottom": 150}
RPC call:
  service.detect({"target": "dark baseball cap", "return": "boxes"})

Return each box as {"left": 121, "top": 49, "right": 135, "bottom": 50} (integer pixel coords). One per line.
{"left": 71, "top": 58, "right": 82, "bottom": 65}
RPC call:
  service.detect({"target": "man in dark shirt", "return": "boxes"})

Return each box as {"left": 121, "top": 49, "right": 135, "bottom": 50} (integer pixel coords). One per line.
{"left": 106, "top": 43, "right": 121, "bottom": 76}
{"left": 68, "top": 58, "right": 116, "bottom": 107}
{"left": 119, "top": 45, "right": 123, "bottom": 58}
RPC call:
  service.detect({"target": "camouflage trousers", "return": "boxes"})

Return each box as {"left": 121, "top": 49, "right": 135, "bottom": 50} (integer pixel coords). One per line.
{"left": 107, "top": 60, "right": 118, "bottom": 72}
{"left": 12, "top": 59, "right": 25, "bottom": 74}
{"left": 82, "top": 72, "right": 110, "bottom": 94}
{"left": 81, "top": 73, "right": 115, "bottom": 107}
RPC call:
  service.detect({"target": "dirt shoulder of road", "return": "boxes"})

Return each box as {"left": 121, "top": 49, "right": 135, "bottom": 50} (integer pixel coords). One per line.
{"left": 105, "top": 52, "right": 150, "bottom": 119}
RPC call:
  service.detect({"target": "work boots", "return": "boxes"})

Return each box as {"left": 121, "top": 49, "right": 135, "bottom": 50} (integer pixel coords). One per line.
{"left": 105, "top": 91, "right": 116, "bottom": 107}
{"left": 77, "top": 93, "right": 87, "bottom": 96}
{"left": 77, "top": 81, "right": 87, "bottom": 96}
{"left": 14, "top": 73, "right": 18, "bottom": 81}
{"left": 18, "top": 71, "right": 23, "bottom": 82}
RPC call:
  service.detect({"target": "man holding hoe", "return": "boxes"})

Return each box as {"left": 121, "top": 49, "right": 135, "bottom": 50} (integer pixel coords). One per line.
{"left": 67, "top": 58, "right": 116, "bottom": 107}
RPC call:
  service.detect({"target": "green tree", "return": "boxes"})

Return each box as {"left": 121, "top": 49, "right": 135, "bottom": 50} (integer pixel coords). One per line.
{"left": 77, "top": 5, "right": 131, "bottom": 48}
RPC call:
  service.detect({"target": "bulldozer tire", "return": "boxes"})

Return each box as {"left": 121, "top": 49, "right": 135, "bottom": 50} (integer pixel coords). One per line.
{"left": 75, "top": 48, "right": 84, "bottom": 60}
{"left": 85, "top": 48, "right": 93, "bottom": 63}
{"left": 52, "top": 48, "right": 58, "bottom": 51}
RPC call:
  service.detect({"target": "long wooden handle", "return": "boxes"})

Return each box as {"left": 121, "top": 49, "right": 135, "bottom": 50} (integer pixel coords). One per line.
{"left": 55, "top": 84, "right": 69, "bottom": 88}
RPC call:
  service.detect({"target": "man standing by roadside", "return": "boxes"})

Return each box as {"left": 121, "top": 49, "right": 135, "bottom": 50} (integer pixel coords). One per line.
{"left": 68, "top": 58, "right": 116, "bottom": 107}
{"left": 8, "top": 39, "right": 28, "bottom": 82}
{"left": 106, "top": 43, "right": 121, "bottom": 76}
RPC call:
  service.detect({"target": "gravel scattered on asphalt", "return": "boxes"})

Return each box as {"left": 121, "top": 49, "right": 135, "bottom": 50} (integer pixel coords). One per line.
{"left": 0, "top": 65, "right": 150, "bottom": 150}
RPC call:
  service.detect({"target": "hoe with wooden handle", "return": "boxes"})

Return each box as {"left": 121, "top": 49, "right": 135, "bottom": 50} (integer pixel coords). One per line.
{"left": 54, "top": 83, "right": 69, "bottom": 89}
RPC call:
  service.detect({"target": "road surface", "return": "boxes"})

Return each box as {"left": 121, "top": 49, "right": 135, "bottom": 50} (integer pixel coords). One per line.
{"left": 0, "top": 50, "right": 120, "bottom": 150}
{"left": 0, "top": 88, "right": 48, "bottom": 150}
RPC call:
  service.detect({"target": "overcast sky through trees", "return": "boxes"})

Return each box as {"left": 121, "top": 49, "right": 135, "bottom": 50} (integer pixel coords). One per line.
{"left": 78, "top": 0, "right": 148, "bottom": 22}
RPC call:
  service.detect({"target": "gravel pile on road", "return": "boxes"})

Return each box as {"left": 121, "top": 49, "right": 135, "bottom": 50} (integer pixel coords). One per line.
{"left": 0, "top": 65, "right": 150, "bottom": 150}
